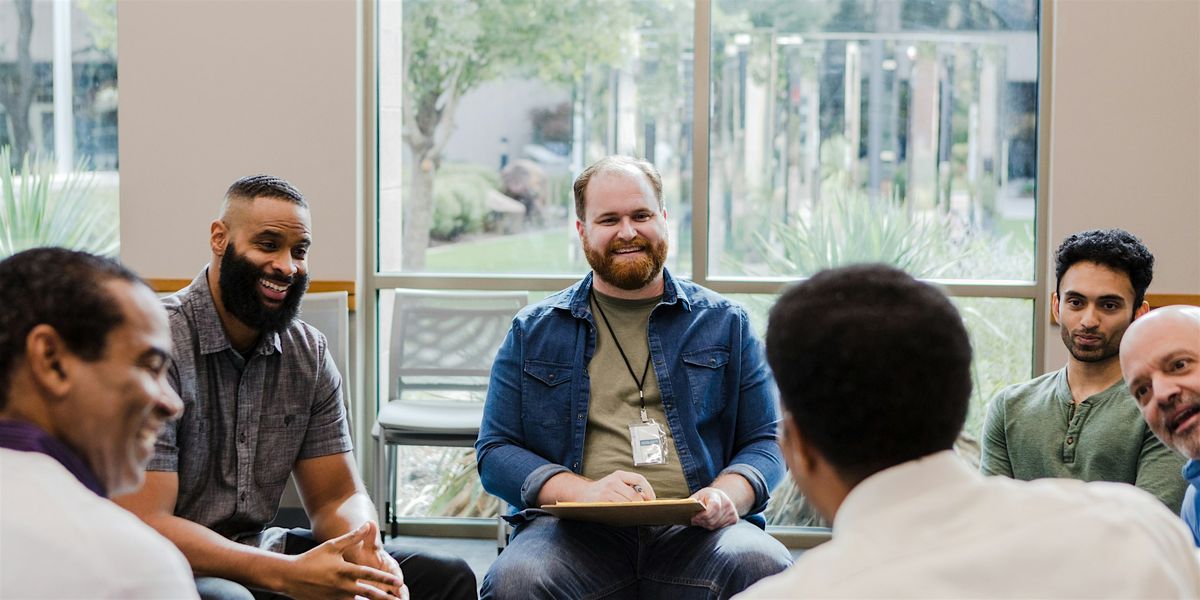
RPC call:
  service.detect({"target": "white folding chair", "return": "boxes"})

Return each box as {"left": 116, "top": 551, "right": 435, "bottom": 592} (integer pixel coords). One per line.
{"left": 273, "top": 291, "right": 351, "bottom": 528}
{"left": 372, "top": 289, "right": 527, "bottom": 538}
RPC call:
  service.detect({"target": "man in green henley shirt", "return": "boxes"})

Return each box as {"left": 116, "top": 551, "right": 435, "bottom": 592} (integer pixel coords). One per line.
{"left": 980, "top": 228, "right": 1186, "bottom": 511}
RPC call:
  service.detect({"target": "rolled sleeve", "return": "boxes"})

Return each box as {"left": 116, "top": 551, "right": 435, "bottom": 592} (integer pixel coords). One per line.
{"left": 724, "top": 310, "right": 785, "bottom": 515}
{"left": 298, "top": 343, "right": 353, "bottom": 459}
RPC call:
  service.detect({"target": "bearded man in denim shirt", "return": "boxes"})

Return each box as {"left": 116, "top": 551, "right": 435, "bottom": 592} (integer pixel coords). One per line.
{"left": 476, "top": 156, "right": 792, "bottom": 599}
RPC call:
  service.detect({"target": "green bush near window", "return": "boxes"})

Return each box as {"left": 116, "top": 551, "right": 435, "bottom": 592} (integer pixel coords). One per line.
{"left": 430, "top": 164, "right": 502, "bottom": 242}
{"left": 0, "top": 147, "right": 117, "bottom": 259}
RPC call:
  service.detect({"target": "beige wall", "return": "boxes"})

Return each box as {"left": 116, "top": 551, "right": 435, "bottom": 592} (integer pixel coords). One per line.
{"left": 118, "top": 0, "right": 359, "bottom": 281}
{"left": 1043, "top": 0, "right": 1200, "bottom": 371}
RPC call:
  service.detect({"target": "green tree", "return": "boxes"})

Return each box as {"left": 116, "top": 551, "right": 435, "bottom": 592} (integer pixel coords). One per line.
{"left": 0, "top": 0, "right": 35, "bottom": 168}
{"left": 398, "top": 0, "right": 635, "bottom": 269}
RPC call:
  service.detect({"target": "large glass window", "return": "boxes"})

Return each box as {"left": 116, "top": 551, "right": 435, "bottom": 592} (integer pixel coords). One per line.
{"left": 373, "top": 0, "right": 1041, "bottom": 528}
{"left": 709, "top": 0, "right": 1037, "bottom": 280}
{"left": 0, "top": 0, "right": 118, "bottom": 258}
{"left": 378, "top": 0, "right": 694, "bottom": 275}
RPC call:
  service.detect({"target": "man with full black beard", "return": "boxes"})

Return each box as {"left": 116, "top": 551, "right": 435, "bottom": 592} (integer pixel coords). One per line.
{"left": 115, "top": 175, "right": 476, "bottom": 600}
{"left": 476, "top": 156, "right": 791, "bottom": 599}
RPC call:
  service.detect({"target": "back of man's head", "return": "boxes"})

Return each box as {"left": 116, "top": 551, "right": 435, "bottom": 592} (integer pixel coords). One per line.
{"left": 0, "top": 248, "right": 143, "bottom": 408}
{"left": 766, "top": 264, "right": 972, "bottom": 484}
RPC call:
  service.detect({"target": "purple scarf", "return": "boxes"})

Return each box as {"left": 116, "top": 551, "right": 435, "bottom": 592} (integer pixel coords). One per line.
{"left": 0, "top": 419, "right": 106, "bottom": 497}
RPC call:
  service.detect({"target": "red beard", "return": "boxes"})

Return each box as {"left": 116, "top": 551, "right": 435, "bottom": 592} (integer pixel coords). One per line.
{"left": 584, "top": 235, "right": 668, "bottom": 291}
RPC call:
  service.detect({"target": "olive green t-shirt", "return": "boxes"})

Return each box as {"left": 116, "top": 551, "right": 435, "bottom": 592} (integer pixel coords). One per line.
{"left": 980, "top": 367, "right": 1187, "bottom": 512}
{"left": 581, "top": 290, "right": 691, "bottom": 499}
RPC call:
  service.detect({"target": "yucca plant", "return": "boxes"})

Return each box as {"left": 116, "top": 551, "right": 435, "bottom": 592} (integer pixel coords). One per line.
{"left": 755, "top": 193, "right": 1023, "bottom": 527}
{"left": 0, "top": 146, "right": 118, "bottom": 259}
{"left": 757, "top": 193, "right": 982, "bottom": 279}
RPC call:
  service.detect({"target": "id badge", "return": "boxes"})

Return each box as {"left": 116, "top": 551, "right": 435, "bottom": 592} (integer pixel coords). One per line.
{"left": 629, "top": 419, "right": 667, "bottom": 466}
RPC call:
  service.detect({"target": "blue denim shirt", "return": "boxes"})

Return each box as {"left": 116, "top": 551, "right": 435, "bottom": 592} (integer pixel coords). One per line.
{"left": 476, "top": 269, "right": 783, "bottom": 528}
{"left": 1182, "top": 459, "right": 1200, "bottom": 545}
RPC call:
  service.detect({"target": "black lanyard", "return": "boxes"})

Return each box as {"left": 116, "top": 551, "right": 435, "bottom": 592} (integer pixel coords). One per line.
{"left": 593, "top": 293, "right": 652, "bottom": 419}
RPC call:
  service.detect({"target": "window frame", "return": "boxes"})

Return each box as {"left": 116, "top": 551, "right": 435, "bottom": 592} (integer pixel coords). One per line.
{"left": 360, "top": 0, "right": 1054, "bottom": 538}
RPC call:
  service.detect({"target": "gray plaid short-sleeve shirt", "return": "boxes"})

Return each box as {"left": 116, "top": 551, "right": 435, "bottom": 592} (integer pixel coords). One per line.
{"left": 149, "top": 269, "right": 353, "bottom": 541}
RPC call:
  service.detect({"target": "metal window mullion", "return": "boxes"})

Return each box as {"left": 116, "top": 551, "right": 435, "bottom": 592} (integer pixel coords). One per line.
{"left": 691, "top": 0, "right": 712, "bottom": 289}
{"left": 361, "top": 0, "right": 381, "bottom": 494}
{"left": 1032, "top": 0, "right": 1055, "bottom": 377}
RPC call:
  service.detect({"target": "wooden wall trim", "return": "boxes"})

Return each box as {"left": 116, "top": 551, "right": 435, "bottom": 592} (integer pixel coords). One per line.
{"left": 148, "top": 278, "right": 357, "bottom": 311}
{"left": 1147, "top": 293, "right": 1200, "bottom": 309}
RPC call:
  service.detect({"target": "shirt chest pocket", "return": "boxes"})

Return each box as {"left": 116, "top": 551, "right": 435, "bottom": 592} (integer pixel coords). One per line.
{"left": 254, "top": 413, "right": 309, "bottom": 487}
{"left": 682, "top": 347, "right": 730, "bottom": 416}
{"left": 522, "top": 359, "right": 573, "bottom": 429}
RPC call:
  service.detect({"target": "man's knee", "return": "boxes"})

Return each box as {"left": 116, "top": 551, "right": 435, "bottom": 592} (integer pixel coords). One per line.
{"left": 194, "top": 577, "right": 255, "bottom": 600}
{"left": 728, "top": 543, "right": 792, "bottom": 580}
{"left": 481, "top": 545, "right": 580, "bottom": 599}
{"left": 387, "top": 545, "right": 477, "bottom": 600}
{"left": 482, "top": 547, "right": 551, "bottom": 593}
{"left": 712, "top": 530, "right": 791, "bottom": 588}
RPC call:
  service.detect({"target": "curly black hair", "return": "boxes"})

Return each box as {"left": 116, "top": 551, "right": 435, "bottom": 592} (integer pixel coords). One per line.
{"left": 766, "top": 264, "right": 971, "bottom": 484}
{"left": 1055, "top": 228, "right": 1154, "bottom": 313}
{"left": 0, "top": 248, "right": 145, "bottom": 408}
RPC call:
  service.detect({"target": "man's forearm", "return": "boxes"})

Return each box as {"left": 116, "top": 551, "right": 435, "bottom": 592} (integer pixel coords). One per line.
{"left": 309, "top": 491, "right": 379, "bottom": 543}
{"left": 536, "top": 471, "right": 590, "bottom": 505}
{"left": 708, "top": 472, "right": 755, "bottom": 516}
{"left": 141, "top": 513, "right": 294, "bottom": 592}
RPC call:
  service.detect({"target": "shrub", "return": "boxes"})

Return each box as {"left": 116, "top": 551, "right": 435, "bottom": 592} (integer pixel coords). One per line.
{"left": 430, "top": 164, "right": 502, "bottom": 241}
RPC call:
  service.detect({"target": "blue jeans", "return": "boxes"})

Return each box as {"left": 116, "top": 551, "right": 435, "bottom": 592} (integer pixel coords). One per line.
{"left": 195, "top": 528, "right": 476, "bottom": 600}
{"left": 481, "top": 517, "right": 791, "bottom": 600}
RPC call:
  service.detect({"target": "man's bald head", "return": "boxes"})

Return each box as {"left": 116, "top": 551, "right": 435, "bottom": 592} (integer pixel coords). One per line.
{"left": 1121, "top": 306, "right": 1200, "bottom": 459}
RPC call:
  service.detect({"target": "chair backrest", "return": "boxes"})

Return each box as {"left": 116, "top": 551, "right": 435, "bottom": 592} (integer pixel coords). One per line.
{"left": 300, "top": 291, "right": 351, "bottom": 403}
{"left": 388, "top": 289, "right": 527, "bottom": 398}
{"left": 278, "top": 290, "right": 350, "bottom": 523}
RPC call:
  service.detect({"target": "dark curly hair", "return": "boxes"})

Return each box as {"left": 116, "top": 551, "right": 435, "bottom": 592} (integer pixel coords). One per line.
{"left": 766, "top": 264, "right": 971, "bottom": 484}
{"left": 0, "top": 248, "right": 145, "bottom": 409}
{"left": 1055, "top": 228, "right": 1154, "bottom": 314}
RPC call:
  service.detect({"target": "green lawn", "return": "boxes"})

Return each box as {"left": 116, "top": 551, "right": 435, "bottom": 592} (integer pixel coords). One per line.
{"left": 426, "top": 229, "right": 588, "bottom": 273}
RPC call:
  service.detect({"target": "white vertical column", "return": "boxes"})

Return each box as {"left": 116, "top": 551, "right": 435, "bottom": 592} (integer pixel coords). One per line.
{"left": 53, "top": 0, "right": 74, "bottom": 173}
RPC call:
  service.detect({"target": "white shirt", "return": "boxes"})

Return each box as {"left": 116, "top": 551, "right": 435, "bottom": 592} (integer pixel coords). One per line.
{"left": 0, "top": 449, "right": 198, "bottom": 599}
{"left": 739, "top": 451, "right": 1200, "bottom": 599}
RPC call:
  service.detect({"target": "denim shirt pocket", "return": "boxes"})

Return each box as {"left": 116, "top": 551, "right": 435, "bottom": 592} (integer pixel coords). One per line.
{"left": 522, "top": 359, "right": 573, "bottom": 429}
{"left": 681, "top": 346, "right": 730, "bottom": 416}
